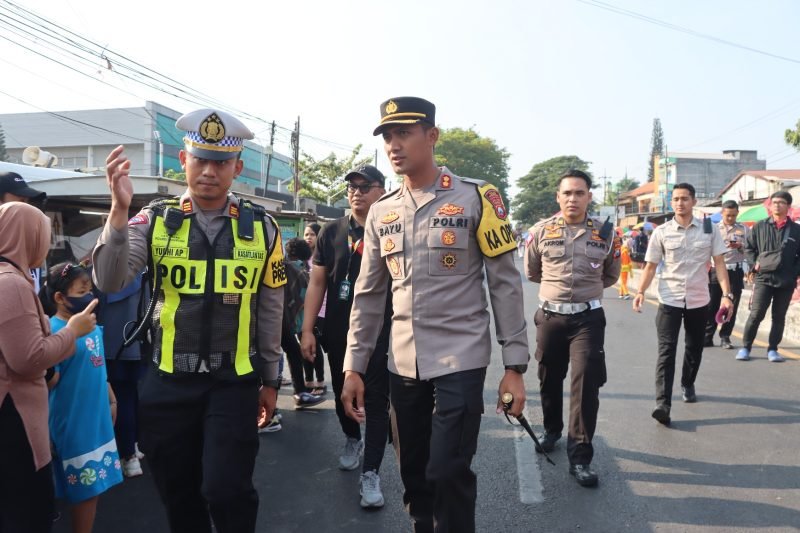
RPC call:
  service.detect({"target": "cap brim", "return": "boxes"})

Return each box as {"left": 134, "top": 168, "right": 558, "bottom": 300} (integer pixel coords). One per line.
{"left": 14, "top": 186, "right": 46, "bottom": 201}
{"left": 373, "top": 119, "right": 424, "bottom": 136}
{"left": 344, "top": 171, "right": 384, "bottom": 186}
{"left": 184, "top": 145, "right": 240, "bottom": 161}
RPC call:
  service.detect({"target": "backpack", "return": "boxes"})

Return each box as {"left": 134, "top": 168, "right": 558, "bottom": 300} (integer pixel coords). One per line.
{"left": 283, "top": 259, "right": 310, "bottom": 334}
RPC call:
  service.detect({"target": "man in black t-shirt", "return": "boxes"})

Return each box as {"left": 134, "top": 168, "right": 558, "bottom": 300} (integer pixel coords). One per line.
{"left": 301, "top": 165, "right": 392, "bottom": 509}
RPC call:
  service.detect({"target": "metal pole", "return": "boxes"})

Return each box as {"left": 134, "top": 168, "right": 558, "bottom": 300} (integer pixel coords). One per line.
{"left": 265, "top": 121, "right": 275, "bottom": 192}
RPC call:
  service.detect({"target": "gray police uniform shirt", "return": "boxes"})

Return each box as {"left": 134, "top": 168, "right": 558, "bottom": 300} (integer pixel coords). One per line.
{"left": 91, "top": 191, "right": 284, "bottom": 383}
{"left": 525, "top": 216, "right": 621, "bottom": 303}
{"left": 344, "top": 168, "right": 529, "bottom": 380}
{"left": 714, "top": 221, "right": 748, "bottom": 267}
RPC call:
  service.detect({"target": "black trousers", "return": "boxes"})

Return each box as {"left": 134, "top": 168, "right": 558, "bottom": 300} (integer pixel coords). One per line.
{"left": 742, "top": 283, "right": 794, "bottom": 351}
{"left": 534, "top": 307, "right": 607, "bottom": 465}
{"left": 303, "top": 317, "right": 325, "bottom": 383}
{"left": 390, "top": 367, "right": 485, "bottom": 533}
{"left": 138, "top": 368, "right": 260, "bottom": 533}
{"left": 281, "top": 325, "right": 310, "bottom": 395}
{"left": 704, "top": 268, "right": 744, "bottom": 342}
{"left": 0, "top": 396, "right": 55, "bottom": 533}
{"left": 655, "top": 304, "right": 707, "bottom": 407}
{"left": 323, "top": 333, "right": 390, "bottom": 473}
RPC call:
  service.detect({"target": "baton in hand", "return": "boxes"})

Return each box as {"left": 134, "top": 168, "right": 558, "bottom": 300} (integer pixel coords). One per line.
{"left": 501, "top": 393, "right": 555, "bottom": 465}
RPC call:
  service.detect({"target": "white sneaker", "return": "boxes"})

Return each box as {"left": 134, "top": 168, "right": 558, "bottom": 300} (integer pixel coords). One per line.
{"left": 122, "top": 456, "right": 143, "bottom": 478}
{"left": 134, "top": 443, "right": 145, "bottom": 460}
{"left": 359, "top": 470, "right": 385, "bottom": 508}
{"left": 339, "top": 438, "right": 363, "bottom": 471}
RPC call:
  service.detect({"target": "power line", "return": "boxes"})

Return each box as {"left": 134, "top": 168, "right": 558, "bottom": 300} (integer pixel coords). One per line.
{"left": 0, "top": 0, "right": 361, "bottom": 154}
{"left": 576, "top": 0, "right": 800, "bottom": 66}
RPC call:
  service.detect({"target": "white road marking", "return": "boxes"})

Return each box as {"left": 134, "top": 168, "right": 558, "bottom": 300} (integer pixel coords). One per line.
{"left": 512, "top": 405, "right": 544, "bottom": 504}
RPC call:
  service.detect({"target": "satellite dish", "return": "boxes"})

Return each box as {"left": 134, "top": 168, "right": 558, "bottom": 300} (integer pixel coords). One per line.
{"left": 22, "top": 146, "right": 58, "bottom": 168}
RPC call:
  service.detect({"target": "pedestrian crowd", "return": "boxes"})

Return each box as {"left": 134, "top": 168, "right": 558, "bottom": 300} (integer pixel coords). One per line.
{"left": 0, "top": 95, "right": 797, "bottom": 533}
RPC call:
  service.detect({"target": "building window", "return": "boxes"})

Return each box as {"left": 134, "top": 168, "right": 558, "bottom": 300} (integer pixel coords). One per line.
{"left": 747, "top": 191, "right": 754, "bottom": 200}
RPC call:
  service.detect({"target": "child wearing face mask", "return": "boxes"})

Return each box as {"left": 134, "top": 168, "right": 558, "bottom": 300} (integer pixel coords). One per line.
{"left": 42, "top": 262, "right": 122, "bottom": 533}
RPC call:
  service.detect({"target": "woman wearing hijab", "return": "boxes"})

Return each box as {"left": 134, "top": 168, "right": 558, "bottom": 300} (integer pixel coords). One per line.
{"left": 0, "top": 202, "right": 99, "bottom": 533}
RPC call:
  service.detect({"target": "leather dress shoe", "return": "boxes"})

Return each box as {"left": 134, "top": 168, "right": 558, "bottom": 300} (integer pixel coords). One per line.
{"left": 569, "top": 464, "right": 599, "bottom": 487}
{"left": 535, "top": 432, "right": 561, "bottom": 454}
{"left": 651, "top": 405, "right": 671, "bottom": 425}
{"left": 682, "top": 385, "right": 697, "bottom": 403}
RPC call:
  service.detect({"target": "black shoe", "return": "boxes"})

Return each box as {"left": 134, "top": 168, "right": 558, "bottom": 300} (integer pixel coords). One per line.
{"left": 651, "top": 405, "right": 671, "bottom": 425}
{"left": 535, "top": 432, "right": 561, "bottom": 453}
{"left": 682, "top": 385, "right": 697, "bottom": 403}
{"left": 720, "top": 337, "right": 734, "bottom": 350}
{"left": 569, "top": 464, "right": 599, "bottom": 487}
{"left": 703, "top": 339, "right": 715, "bottom": 348}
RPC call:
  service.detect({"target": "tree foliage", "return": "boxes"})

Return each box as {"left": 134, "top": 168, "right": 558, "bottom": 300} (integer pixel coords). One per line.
{"left": 296, "top": 145, "right": 373, "bottom": 205}
{"left": 648, "top": 118, "right": 664, "bottom": 182}
{"left": 0, "top": 123, "right": 8, "bottom": 162}
{"left": 785, "top": 119, "right": 800, "bottom": 150}
{"left": 607, "top": 176, "right": 640, "bottom": 204}
{"left": 164, "top": 169, "right": 186, "bottom": 181}
{"left": 434, "top": 127, "right": 511, "bottom": 200}
{"left": 511, "top": 155, "right": 592, "bottom": 227}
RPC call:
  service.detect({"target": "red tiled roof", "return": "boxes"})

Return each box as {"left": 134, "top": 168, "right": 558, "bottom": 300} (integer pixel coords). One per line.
{"left": 620, "top": 181, "right": 654, "bottom": 198}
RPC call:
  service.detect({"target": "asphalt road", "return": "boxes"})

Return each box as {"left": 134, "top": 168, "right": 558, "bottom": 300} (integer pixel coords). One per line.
{"left": 55, "top": 259, "right": 800, "bottom": 533}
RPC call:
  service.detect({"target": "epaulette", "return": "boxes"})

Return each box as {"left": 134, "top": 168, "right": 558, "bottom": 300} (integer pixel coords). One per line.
{"left": 147, "top": 197, "right": 180, "bottom": 209}
{"left": 458, "top": 176, "right": 488, "bottom": 188}
{"left": 375, "top": 188, "right": 401, "bottom": 203}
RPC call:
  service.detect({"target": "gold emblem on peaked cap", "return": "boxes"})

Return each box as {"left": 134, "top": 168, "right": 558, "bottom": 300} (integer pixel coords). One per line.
{"left": 199, "top": 113, "right": 226, "bottom": 143}
{"left": 385, "top": 100, "right": 398, "bottom": 115}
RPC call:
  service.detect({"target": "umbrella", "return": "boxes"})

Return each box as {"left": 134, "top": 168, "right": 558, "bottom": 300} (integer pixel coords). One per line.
{"left": 737, "top": 204, "right": 768, "bottom": 223}
{"left": 709, "top": 212, "right": 722, "bottom": 223}
{"left": 633, "top": 221, "right": 656, "bottom": 231}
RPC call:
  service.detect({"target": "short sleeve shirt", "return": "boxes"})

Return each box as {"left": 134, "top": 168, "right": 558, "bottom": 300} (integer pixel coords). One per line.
{"left": 645, "top": 217, "right": 727, "bottom": 309}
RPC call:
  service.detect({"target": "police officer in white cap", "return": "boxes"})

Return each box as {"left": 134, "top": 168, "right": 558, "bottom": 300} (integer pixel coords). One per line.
{"left": 92, "top": 109, "right": 286, "bottom": 533}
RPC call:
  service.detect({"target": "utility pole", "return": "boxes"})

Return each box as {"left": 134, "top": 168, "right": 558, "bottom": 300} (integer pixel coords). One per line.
{"left": 264, "top": 121, "right": 275, "bottom": 192}
{"left": 291, "top": 117, "right": 300, "bottom": 210}
{"left": 603, "top": 170, "right": 608, "bottom": 205}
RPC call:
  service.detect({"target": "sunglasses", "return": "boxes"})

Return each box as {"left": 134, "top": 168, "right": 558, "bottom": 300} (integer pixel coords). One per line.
{"left": 347, "top": 182, "right": 381, "bottom": 194}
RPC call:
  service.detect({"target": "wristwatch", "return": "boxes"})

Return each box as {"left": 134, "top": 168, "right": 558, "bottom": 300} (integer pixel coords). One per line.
{"left": 505, "top": 364, "right": 528, "bottom": 374}
{"left": 723, "top": 293, "right": 735, "bottom": 301}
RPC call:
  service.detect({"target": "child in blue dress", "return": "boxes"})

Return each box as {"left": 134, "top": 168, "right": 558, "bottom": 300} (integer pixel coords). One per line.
{"left": 43, "top": 262, "right": 122, "bottom": 533}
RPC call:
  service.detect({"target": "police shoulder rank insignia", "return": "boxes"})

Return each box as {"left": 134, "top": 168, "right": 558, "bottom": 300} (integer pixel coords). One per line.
{"left": 128, "top": 213, "right": 149, "bottom": 226}
{"left": 381, "top": 211, "right": 399, "bottom": 224}
{"left": 441, "top": 230, "right": 456, "bottom": 246}
{"left": 387, "top": 255, "right": 402, "bottom": 277}
{"left": 441, "top": 252, "right": 457, "bottom": 269}
{"left": 437, "top": 203, "right": 464, "bottom": 216}
{"left": 440, "top": 174, "right": 452, "bottom": 189}
{"left": 181, "top": 198, "right": 193, "bottom": 214}
{"left": 384, "top": 238, "right": 396, "bottom": 252}
{"left": 199, "top": 113, "right": 226, "bottom": 143}
{"left": 229, "top": 204, "right": 239, "bottom": 218}
{"left": 476, "top": 184, "right": 516, "bottom": 258}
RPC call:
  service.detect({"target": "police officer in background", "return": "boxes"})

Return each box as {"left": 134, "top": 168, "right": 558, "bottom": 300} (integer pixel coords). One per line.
{"left": 341, "top": 97, "right": 529, "bottom": 533}
{"left": 525, "top": 169, "right": 620, "bottom": 487}
{"left": 704, "top": 200, "right": 748, "bottom": 349}
{"left": 92, "top": 109, "right": 285, "bottom": 533}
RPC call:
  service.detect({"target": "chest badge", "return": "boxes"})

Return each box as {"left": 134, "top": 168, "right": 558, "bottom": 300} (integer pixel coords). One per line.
{"left": 381, "top": 211, "right": 399, "bottom": 224}
{"left": 437, "top": 203, "right": 464, "bottom": 216}
{"left": 441, "top": 230, "right": 457, "bottom": 246}
{"left": 383, "top": 238, "right": 396, "bottom": 252}
{"left": 441, "top": 252, "right": 457, "bottom": 269}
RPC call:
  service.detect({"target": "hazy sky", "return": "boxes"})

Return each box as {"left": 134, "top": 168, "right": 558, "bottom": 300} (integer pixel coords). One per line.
{"left": 2, "top": 0, "right": 799, "bottom": 194}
